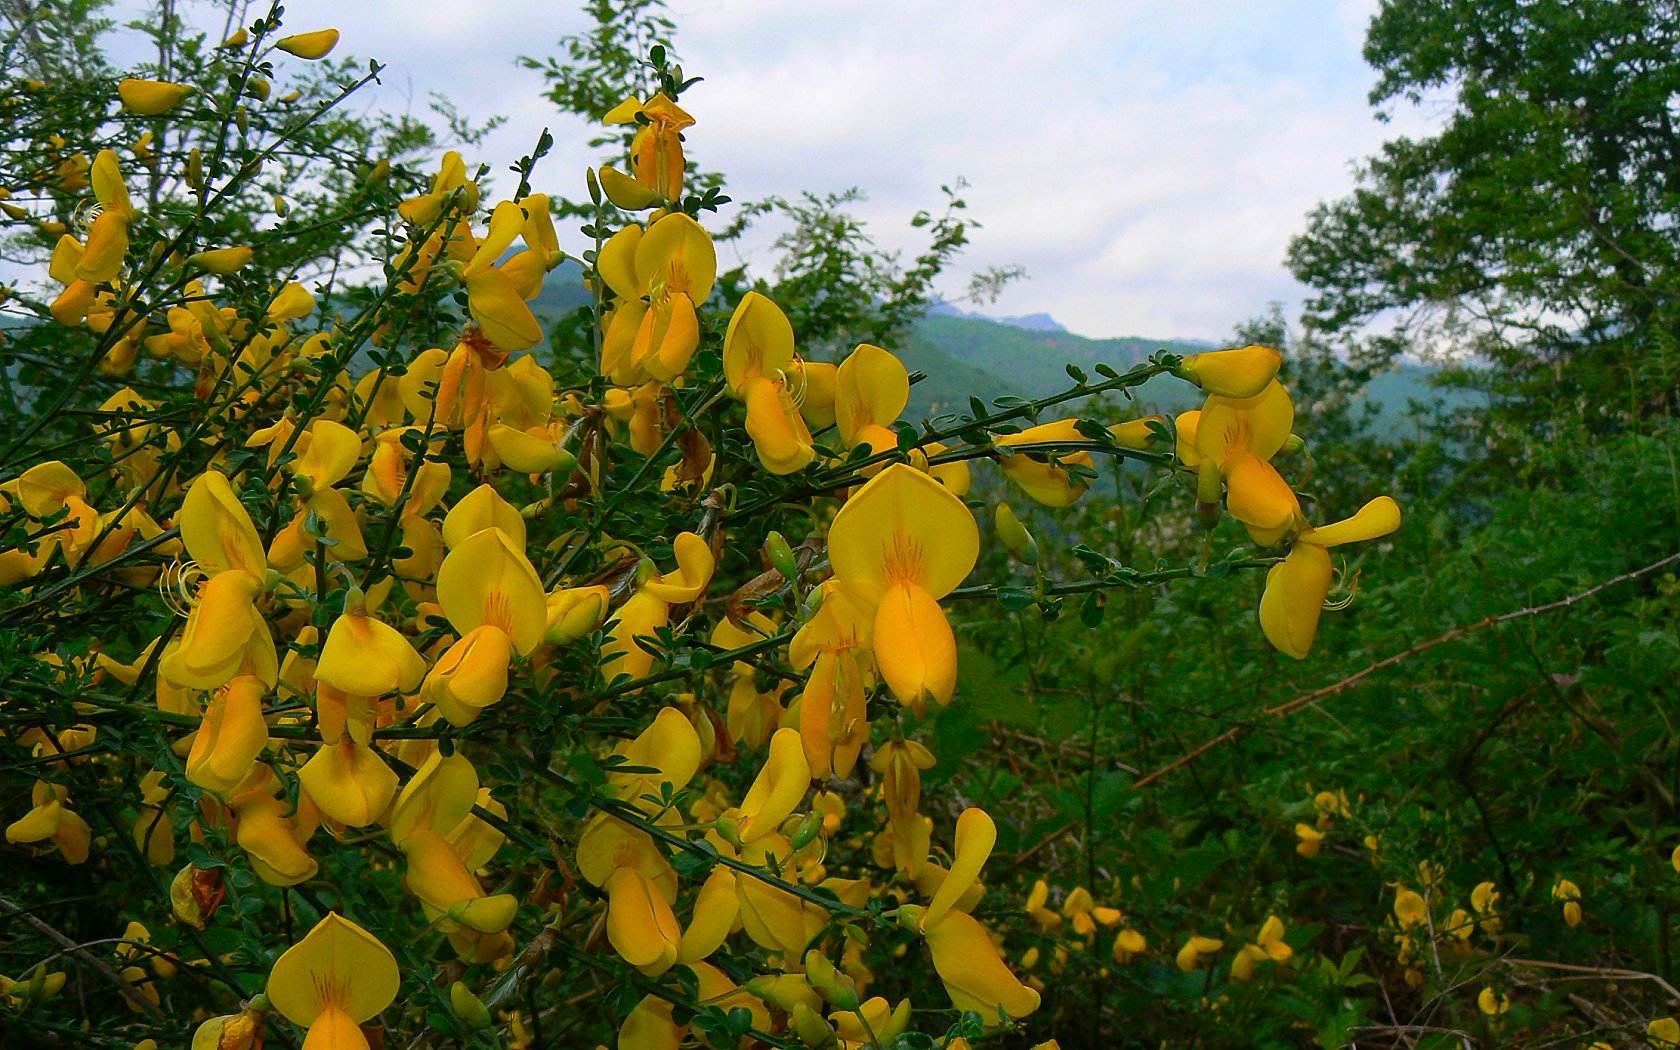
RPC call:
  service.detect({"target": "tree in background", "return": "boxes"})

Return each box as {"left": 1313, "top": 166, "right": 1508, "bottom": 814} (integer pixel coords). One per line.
{"left": 1288, "top": 0, "right": 1680, "bottom": 427}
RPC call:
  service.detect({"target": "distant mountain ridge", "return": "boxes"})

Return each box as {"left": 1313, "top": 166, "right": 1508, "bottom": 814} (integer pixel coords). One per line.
{"left": 527, "top": 273, "right": 1457, "bottom": 435}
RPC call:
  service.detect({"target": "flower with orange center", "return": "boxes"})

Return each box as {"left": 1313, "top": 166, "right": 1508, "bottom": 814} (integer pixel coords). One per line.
{"left": 828, "top": 464, "right": 978, "bottom": 713}
{"left": 266, "top": 913, "right": 399, "bottom": 1050}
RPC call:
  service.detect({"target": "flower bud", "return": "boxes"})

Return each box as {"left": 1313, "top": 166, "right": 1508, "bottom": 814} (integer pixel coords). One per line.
{"left": 450, "top": 981, "right": 492, "bottom": 1029}
{"left": 1177, "top": 344, "right": 1282, "bottom": 399}
{"left": 994, "top": 502, "right": 1038, "bottom": 564}
{"left": 765, "top": 530, "right": 799, "bottom": 580}
{"left": 790, "top": 1003, "right": 837, "bottom": 1047}
{"left": 712, "top": 813, "right": 741, "bottom": 847}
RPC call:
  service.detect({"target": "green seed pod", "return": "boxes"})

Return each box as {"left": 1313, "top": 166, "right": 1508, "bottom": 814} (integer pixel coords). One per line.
{"left": 765, "top": 529, "right": 799, "bottom": 579}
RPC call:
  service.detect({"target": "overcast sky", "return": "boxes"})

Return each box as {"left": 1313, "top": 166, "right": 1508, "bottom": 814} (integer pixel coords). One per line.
{"left": 129, "top": 0, "right": 1432, "bottom": 341}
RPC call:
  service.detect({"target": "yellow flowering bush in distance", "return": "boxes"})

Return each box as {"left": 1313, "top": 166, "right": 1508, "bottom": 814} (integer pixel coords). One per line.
{"left": 0, "top": 6, "right": 1421, "bottom": 1049}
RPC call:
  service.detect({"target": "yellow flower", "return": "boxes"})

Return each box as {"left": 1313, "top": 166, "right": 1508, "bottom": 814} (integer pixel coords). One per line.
{"left": 5, "top": 780, "right": 92, "bottom": 863}
{"left": 605, "top": 93, "right": 695, "bottom": 199}
{"left": 1176, "top": 934, "right": 1224, "bottom": 971}
{"left": 724, "top": 291, "right": 815, "bottom": 474}
{"left": 75, "top": 150, "right": 136, "bottom": 286}
{"left": 426, "top": 526, "right": 546, "bottom": 724}
{"left": 1650, "top": 1017, "right": 1680, "bottom": 1047}
{"left": 118, "top": 78, "right": 193, "bottom": 115}
{"left": 1477, "top": 985, "right": 1509, "bottom": 1016}
{"left": 276, "top": 28, "right": 340, "bottom": 59}
{"left": 1552, "top": 878, "right": 1583, "bottom": 927}
{"left": 1260, "top": 496, "right": 1402, "bottom": 659}
{"left": 1112, "top": 928, "right": 1147, "bottom": 963}
{"left": 1393, "top": 888, "right": 1428, "bottom": 928}
{"left": 1184, "top": 379, "right": 1297, "bottom": 533}
{"left": 460, "top": 200, "right": 544, "bottom": 352}
{"left": 266, "top": 913, "right": 399, "bottom": 1049}
{"left": 598, "top": 214, "right": 716, "bottom": 384}
{"left": 189, "top": 246, "right": 253, "bottom": 274}
{"left": 317, "top": 601, "right": 426, "bottom": 697}
{"left": 1294, "top": 822, "right": 1324, "bottom": 857}
{"left": 834, "top": 342, "right": 910, "bottom": 455}
{"left": 828, "top": 464, "right": 978, "bottom": 712}
{"left": 545, "top": 585, "right": 610, "bottom": 645}
{"left": 726, "top": 728, "right": 812, "bottom": 843}
{"left": 1178, "top": 344, "right": 1282, "bottom": 398}
{"left": 184, "top": 675, "right": 269, "bottom": 797}
{"left": 995, "top": 418, "right": 1098, "bottom": 507}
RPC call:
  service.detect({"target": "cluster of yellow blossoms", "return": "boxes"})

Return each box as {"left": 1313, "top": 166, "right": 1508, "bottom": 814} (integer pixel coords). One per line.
{"left": 0, "top": 21, "right": 1409, "bottom": 1048}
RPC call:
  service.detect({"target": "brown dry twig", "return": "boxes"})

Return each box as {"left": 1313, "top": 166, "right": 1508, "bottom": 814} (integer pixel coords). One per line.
{"left": 0, "top": 893, "right": 164, "bottom": 1018}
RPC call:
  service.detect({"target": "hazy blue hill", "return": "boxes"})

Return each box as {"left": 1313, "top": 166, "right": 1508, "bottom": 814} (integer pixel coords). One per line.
{"left": 898, "top": 312, "right": 1210, "bottom": 418}
{"left": 520, "top": 268, "right": 1469, "bottom": 433}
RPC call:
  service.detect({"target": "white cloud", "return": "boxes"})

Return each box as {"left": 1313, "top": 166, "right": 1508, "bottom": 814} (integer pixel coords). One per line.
{"left": 92, "top": 0, "right": 1436, "bottom": 340}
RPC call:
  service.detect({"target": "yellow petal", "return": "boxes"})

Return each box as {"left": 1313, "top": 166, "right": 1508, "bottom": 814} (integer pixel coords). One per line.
{"left": 606, "top": 867, "right": 681, "bottom": 974}
{"left": 723, "top": 292, "right": 795, "bottom": 395}
{"left": 317, "top": 611, "right": 427, "bottom": 695}
{"left": 437, "top": 527, "right": 546, "bottom": 653}
{"left": 267, "top": 282, "right": 316, "bottom": 322}
{"left": 635, "top": 213, "right": 715, "bottom": 303}
{"left": 91, "top": 149, "right": 133, "bottom": 216}
{"left": 642, "top": 290, "right": 700, "bottom": 381}
{"left": 743, "top": 377, "right": 816, "bottom": 475}
{"left": 465, "top": 268, "right": 541, "bottom": 352}
{"left": 75, "top": 211, "right": 129, "bottom": 283}
{"left": 545, "top": 585, "right": 610, "bottom": 646}
{"left": 441, "top": 484, "right": 526, "bottom": 550}
{"left": 600, "top": 590, "right": 669, "bottom": 683}
{"left": 426, "top": 625, "right": 513, "bottom": 724}
{"left": 598, "top": 224, "right": 646, "bottom": 300}
{"left": 619, "top": 995, "right": 684, "bottom": 1050}
{"left": 922, "top": 808, "right": 995, "bottom": 931}
{"left": 276, "top": 29, "right": 340, "bottom": 59}
{"left": 600, "top": 164, "right": 662, "bottom": 209}
{"left": 171, "top": 569, "right": 265, "bottom": 688}
{"left": 610, "top": 707, "right": 702, "bottom": 812}
{"left": 190, "top": 246, "right": 253, "bottom": 275}
{"left": 794, "top": 359, "right": 838, "bottom": 430}
{"left": 995, "top": 418, "right": 1093, "bottom": 507}
{"left": 267, "top": 913, "right": 398, "bottom": 1026}
{"left": 234, "top": 796, "right": 317, "bottom": 886}
{"left": 298, "top": 737, "right": 398, "bottom": 827}
{"left": 872, "top": 581, "right": 959, "bottom": 710}
{"left": 643, "top": 531, "right": 714, "bottom": 604}
{"left": 736, "top": 728, "right": 812, "bottom": 843}
{"left": 922, "top": 908, "right": 1040, "bottom": 1024}
{"left": 185, "top": 676, "right": 268, "bottom": 796}
{"left": 118, "top": 78, "right": 193, "bottom": 116}
{"left": 1258, "top": 542, "right": 1334, "bottom": 660}
{"left": 401, "top": 830, "right": 517, "bottom": 933}
{"left": 1196, "top": 380, "right": 1293, "bottom": 464}
{"left": 294, "top": 420, "right": 362, "bottom": 490}
{"left": 835, "top": 343, "right": 908, "bottom": 447}
{"left": 1304, "top": 496, "right": 1402, "bottom": 548}
{"left": 676, "top": 868, "right": 739, "bottom": 963}
{"left": 180, "top": 470, "right": 266, "bottom": 575}
{"left": 1181, "top": 344, "right": 1282, "bottom": 399}
{"left": 1222, "top": 451, "right": 1300, "bottom": 532}
{"left": 827, "top": 463, "right": 978, "bottom": 603}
